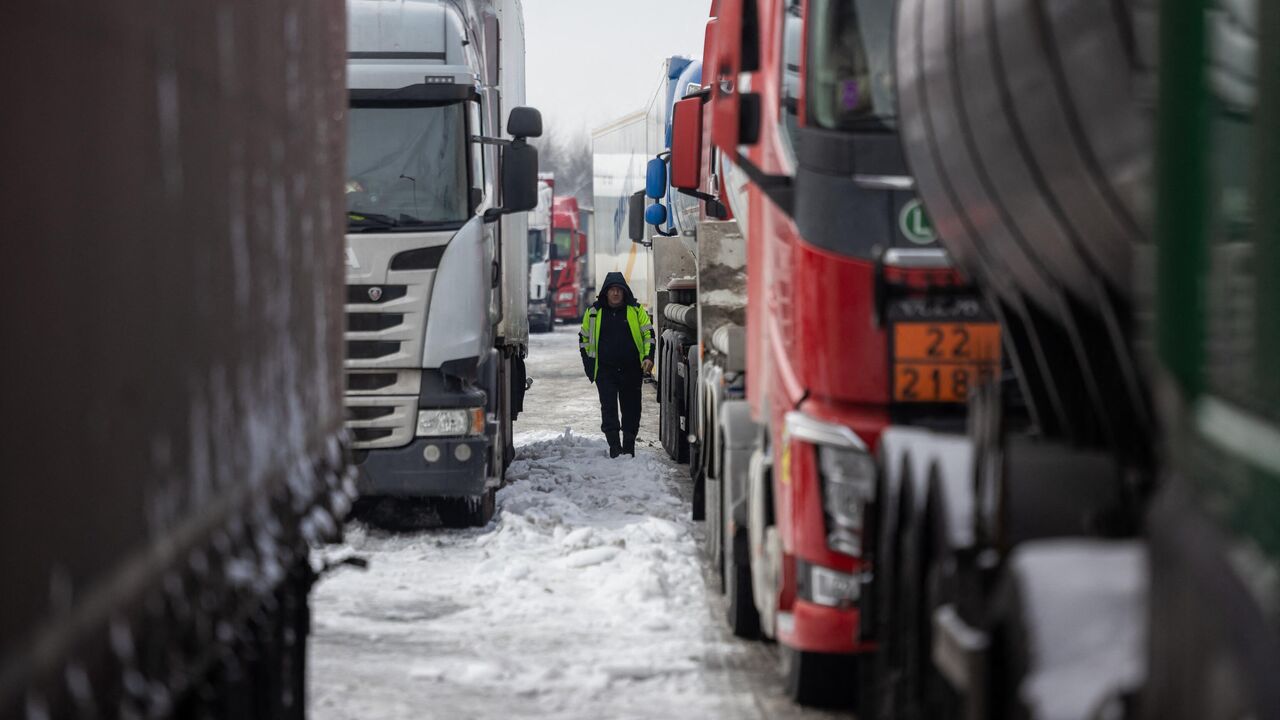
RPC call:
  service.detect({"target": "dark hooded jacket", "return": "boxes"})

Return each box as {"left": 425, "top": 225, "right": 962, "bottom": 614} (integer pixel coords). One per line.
{"left": 580, "top": 272, "right": 654, "bottom": 380}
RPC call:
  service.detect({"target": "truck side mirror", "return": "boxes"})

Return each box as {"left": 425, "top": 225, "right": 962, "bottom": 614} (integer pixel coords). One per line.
{"left": 645, "top": 203, "right": 668, "bottom": 227}
{"left": 670, "top": 97, "right": 704, "bottom": 190}
{"left": 507, "top": 106, "right": 543, "bottom": 139}
{"left": 709, "top": 0, "right": 762, "bottom": 154}
{"left": 646, "top": 158, "right": 668, "bottom": 200}
{"left": 495, "top": 141, "right": 539, "bottom": 216}
{"left": 628, "top": 191, "right": 647, "bottom": 244}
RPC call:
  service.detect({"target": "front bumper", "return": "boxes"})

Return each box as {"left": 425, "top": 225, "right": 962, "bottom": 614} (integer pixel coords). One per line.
{"left": 355, "top": 436, "right": 491, "bottom": 498}
{"left": 529, "top": 301, "right": 552, "bottom": 324}
{"left": 553, "top": 299, "right": 579, "bottom": 319}
{"left": 778, "top": 600, "right": 864, "bottom": 655}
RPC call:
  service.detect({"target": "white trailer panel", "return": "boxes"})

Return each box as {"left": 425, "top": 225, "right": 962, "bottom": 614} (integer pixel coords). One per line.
{"left": 591, "top": 110, "right": 658, "bottom": 308}
{"left": 496, "top": 0, "right": 529, "bottom": 346}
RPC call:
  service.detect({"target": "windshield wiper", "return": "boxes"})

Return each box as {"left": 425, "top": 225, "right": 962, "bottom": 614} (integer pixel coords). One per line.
{"left": 348, "top": 211, "right": 465, "bottom": 233}
{"left": 348, "top": 211, "right": 401, "bottom": 228}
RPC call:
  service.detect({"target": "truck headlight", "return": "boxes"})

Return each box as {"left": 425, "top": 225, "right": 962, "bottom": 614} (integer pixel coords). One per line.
{"left": 797, "top": 561, "right": 861, "bottom": 608}
{"left": 819, "top": 446, "right": 877, "bottom": 556}
{"left": 416, "top": 408, "right": 485, "bottom": 437}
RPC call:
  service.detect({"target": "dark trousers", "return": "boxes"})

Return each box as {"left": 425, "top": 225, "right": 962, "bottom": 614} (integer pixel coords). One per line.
{"left": 596, "top": 365, "right": 642, "bottom": 437}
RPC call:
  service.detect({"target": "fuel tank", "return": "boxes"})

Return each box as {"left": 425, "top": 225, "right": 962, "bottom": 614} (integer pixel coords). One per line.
{"left": 896, "top": 0, "right": 1158, "bottom": 323}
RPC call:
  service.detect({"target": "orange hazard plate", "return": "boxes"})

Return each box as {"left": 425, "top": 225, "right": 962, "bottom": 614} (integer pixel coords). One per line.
{"left": 892, "top": 322, "right": 1001, "bottom": 403}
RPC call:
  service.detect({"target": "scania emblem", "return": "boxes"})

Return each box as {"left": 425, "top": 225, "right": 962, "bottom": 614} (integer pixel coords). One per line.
{"left": 368, "top": 286, "right": 383, "bottom": 302}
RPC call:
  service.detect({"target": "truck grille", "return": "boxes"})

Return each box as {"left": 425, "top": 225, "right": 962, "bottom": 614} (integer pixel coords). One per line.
{"left": 345, "top": 236, "right": 441, "bottom": 450}
{"left": 343, "top": 396, "right": 418, "bottom": 449}
{"left": 347, "top": 312, "right": 405, "bottom": 333}
{"left": 352, "top": 428, "right": 395, "bottom": 443}
{"left": 347, "top": 372, "right": 399, "bottom": 392}
{"left": 347, "top": 340, "right": 402, "bottom": 361}
{"left": 347, "top": 284, "right": 408, "bottom": 305}
{"left": 346, "top": 406, "right": 397, "bottom": 422}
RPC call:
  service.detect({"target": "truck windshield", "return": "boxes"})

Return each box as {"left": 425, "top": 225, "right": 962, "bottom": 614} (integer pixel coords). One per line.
{"left": 808, "top": 0, "right": 896, "bottom": 131}
{"left": 346, "top": 103, "right": 469, "bottom": 229}
{"left": 528, "top": 229, "right": 548, "bottom": 264}
{"left": 552, "top": 229, "right": 574, "bottom": 260}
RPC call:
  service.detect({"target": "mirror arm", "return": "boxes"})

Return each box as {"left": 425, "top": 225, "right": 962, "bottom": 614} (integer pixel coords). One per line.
{"left": 473, "top": 135, "right": 516, "bottom": 147}
{"left": 685, "top": 87, "right": 712, "bottom": 103}
{"left": 676, "top": 188, "right": 717, "bottom": 203}
{"left": 732, "top": 151, "right": 794, "bottom": 217}
{"left": 483, "top": 207, "right": 505, "bottom": 223}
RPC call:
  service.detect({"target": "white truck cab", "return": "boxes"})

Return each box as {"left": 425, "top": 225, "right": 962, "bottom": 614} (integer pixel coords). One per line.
{"left": 343, "top": 0, "right": 540, "bottom": 525}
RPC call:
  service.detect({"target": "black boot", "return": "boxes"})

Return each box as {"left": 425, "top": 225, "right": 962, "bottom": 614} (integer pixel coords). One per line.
{"left": 622, "top": 434, "right": 636, "bottom": 457}
{"left": 607, "top": 431, "right": 622, "bottom": 458}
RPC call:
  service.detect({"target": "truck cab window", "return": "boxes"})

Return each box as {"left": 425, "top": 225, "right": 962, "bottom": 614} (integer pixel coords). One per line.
{"left": 469, "top": 99, "right": 486, "bottom": 206}
{"left": 528, "top": 228, "right": 548, "bottom": 264}
{"left": 346, "top": 102, "right": 470, "bottom": 228}
{"left": 552, "top": 229, "right": 574, "bottom": 261}
{"left": 780, "top": 0, "right": 803, "bottom": 156}
{"left": 808, "top": 0, "right": 896, "bottom": 131}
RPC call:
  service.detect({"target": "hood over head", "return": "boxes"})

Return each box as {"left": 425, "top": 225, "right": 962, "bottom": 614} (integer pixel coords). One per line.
{"left": 597, "top": 271, "right": 637, "bottom": 306}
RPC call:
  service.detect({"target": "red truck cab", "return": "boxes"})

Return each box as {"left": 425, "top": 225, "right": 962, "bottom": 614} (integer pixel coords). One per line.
{"left": 551, "top": 196, "right": 589, "bottom": 322}
{"left": 674, "top": 0, "right": 995, "bottom": 705}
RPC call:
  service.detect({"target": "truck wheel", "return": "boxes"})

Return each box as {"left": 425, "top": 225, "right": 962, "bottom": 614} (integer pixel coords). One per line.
{"left": 989, "top": 564, "right": 1035, "bottom": 720}
{"left": 680, "top": 351, "right": 696, "bottom": 465}
{"left": 470, "top": 488, "right": 497, "bottom": 527}
{"left": 902, "top": 481, "right": 961, "bottom": 720}
{"left": 437, "top": 490, "right": 496, "bottom": 528}
{"left": 725, "top": 528, "right": 760, "bottom": 638}
{"left": 781, "top": 646, "right": 858, "bottom": 708}
{"left": 690, "top": 449, "right": 705, "bottom": 520}
{"left": 874, "top": 456, "right": 915, "bottom": 719}
{"left": 707, "top": 441, "right": 725, "bottom": 593}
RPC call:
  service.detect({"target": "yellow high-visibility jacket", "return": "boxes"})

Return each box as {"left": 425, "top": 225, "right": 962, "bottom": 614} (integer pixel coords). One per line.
{"left": 579, "top": 304, "right": 655, "bottom": 381}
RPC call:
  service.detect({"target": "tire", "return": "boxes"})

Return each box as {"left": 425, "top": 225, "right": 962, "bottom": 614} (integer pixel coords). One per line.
{"left": 899, "top": 480, "right": 962, "bottom": 720}
{"left": 437, "top": 489, "right": 496, "bottom": 528}
{"left": 781, "top": 646, "right": 859, "bottom": 708}
{"left": 899, "top": 500, "right": 928, "bottom": 720}
{"left": 873, "top": 456, "right": 914, "bottom": 720}
{"left": 679, "top": 350, "right": 696, "bottom": 464}
{"left": 706, "top": 453, "right": 724, "bottom": 594}
{"left": 989, "top": 565, "right": 1035, "bottom": 720}
{"left": 725, "top": 529, "right": 760, "bottom": 638}
{"left": 690, "top": 443, "right": 706, "bottom": 521}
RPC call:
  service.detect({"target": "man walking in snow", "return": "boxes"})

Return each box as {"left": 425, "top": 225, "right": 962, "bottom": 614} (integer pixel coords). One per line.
{"left": 579, "top": 272, "right": 655, "bottom": 458}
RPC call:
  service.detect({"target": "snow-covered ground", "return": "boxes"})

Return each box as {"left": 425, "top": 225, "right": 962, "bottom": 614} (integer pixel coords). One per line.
{"left": 309, "top": 326, "right": 847, "bottom": 719}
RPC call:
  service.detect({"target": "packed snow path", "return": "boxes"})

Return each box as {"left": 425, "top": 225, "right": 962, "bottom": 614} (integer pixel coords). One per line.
{"left": 310, "top": 326, "right": 847, "bottom": 719}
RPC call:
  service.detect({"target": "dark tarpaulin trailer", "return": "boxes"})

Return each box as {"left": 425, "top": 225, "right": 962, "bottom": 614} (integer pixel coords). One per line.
{"left": 0, "top": 0, "right": 352, "bottom": 716}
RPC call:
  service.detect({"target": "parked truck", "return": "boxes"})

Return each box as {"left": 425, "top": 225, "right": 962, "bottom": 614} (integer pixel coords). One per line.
{"left": 528, "top": 174, "right": 555, "bottom": 333}
{"left": 637, "top": 0, "right": 969, "bottom": 706}
{"left": 1, "top": 1, "right": 353, "bottom": 717}
{"left": 861, "top": 1, "right": 1279, "bottom": 719}
{"left": 343, "top": 0, "right": 542, "bottom": 527}
{"left": 550, "top": 195, "right": 591, "bottom": 323}
{"left": 658, "top": 0, "right": 1278, "bottom": 718}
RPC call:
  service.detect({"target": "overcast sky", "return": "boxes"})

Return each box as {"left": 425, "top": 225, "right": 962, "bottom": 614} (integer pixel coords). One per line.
{"left": 523, "top": 0, "right": 711, "bottom": 137}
